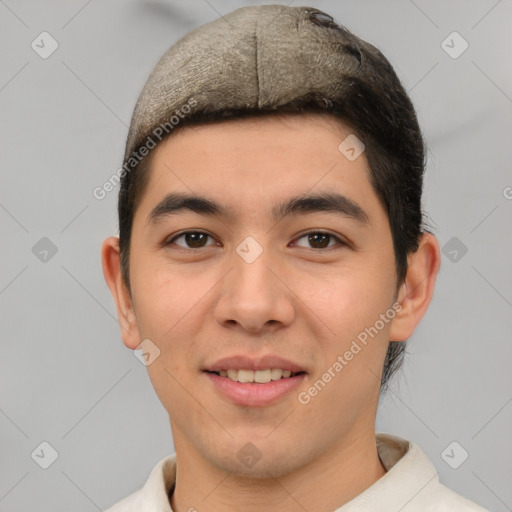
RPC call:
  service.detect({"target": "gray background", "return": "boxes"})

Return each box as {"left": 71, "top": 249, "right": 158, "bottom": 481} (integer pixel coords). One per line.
{"left": 0, "top": 0, "right": 511, "bottom": 510}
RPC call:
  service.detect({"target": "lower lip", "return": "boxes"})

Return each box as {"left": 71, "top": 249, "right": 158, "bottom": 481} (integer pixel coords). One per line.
{"left": 204, "top": 372, "right": 307, "bottom": 407}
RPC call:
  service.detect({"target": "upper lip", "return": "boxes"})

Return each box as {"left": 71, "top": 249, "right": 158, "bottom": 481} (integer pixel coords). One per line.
{"left": 203, "top": 355, "right": 307, "bottom": 374}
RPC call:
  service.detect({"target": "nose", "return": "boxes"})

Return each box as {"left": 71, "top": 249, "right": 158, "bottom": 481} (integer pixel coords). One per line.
{"left": 213, "top": 244, "right": 295, "bottom": 334}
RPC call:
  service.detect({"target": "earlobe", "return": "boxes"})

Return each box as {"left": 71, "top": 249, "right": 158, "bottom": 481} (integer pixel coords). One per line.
{"left": 389, "top": 232, "right": 441, "bottom": 342}
{"left": 101, "top": 237, "right": 141, "bottom": 350}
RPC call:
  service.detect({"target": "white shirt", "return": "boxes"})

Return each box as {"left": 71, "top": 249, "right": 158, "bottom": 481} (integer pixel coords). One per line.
{"left": 104, "top": 433, "right": 489, "bottom": 511}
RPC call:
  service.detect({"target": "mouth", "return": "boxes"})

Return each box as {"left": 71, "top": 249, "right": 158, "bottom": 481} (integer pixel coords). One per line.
{"left": 205, "top": 368, "right": 306, "bottom": 383}
{"left": 203, "top": 369, "right": 308, "bottom": 407}
{"left": 202, "top": 354, "right": 308, "bottom": 406}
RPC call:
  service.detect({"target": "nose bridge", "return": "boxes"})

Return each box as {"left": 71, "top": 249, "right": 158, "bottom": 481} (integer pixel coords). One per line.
{"left": 234, "top": 247, "right": 273, "bottom": 297}
{"left": 214, "top": 237, "right": 295, "bottom": 331}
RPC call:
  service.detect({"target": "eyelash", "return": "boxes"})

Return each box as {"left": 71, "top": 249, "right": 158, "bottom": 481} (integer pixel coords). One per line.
{"left": 164, "top": 230, "right": 347, "bottom": 251}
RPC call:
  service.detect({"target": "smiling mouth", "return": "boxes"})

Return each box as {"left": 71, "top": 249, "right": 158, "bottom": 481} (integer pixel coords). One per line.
{"left": 205, "top": 369, "right": 306, "bottom": 384}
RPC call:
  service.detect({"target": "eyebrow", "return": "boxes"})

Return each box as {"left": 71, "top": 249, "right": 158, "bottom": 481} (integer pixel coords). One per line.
{"left": 146, "top": 192, "right": 370, "bottom": 226}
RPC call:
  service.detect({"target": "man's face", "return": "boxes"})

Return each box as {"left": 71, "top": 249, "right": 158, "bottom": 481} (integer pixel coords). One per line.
{"left": 127, "top": 113, "right": 400, "bottom": 477}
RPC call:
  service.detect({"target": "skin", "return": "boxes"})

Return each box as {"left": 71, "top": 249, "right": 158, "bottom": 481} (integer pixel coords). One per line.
{"left": 102, "top": 113, "right": 441, "bottom": 512}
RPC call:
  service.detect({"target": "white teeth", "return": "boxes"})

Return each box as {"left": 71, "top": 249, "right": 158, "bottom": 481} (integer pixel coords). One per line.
{"left": 237, "top": 369, "right": 254, "bottom": 383}
{"left": 270, "top": 368, "right": 283, "bottom": 380}
{"left": 254, "top": 369, "right": 272, "bottom": 383}
{"left": 216, "top": 368, "right": 298, "bottom": 383}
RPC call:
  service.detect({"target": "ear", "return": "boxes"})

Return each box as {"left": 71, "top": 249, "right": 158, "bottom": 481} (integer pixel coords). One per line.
{"left": 389, "top": 231, "right": 441, "bottom": 342}
{"left": 101, "top": 236, "right": 141, "bottom": 350}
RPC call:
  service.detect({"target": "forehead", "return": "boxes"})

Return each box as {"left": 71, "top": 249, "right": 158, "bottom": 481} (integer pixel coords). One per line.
{"left": 133, "top": 113, "right": 384, "bottom": 227}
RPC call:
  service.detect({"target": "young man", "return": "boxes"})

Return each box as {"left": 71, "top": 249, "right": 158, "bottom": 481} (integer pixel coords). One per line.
{"left": 101, "top": 5, "right": 488, "bottom": 511}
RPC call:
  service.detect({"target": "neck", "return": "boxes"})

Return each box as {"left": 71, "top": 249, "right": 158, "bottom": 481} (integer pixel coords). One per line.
{"left": 169, "top": 429, "right": 387, "bottom": 512}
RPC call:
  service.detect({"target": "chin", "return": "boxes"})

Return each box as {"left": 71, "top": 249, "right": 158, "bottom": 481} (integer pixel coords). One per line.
{"left": 207, "top": 445, "right": 308, "bottom": 480}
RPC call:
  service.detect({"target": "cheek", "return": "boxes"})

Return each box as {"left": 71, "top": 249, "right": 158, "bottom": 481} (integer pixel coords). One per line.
{"left": 138, "top": 271, "right": 205, "bottom": 408}
{"left": 132, "top": 260, "right": 198, "bottom": 336}
{"left": 298, "top": 261, "right": 395, "bottom": 340}
{"left": 302, "top": 261, "right": 397, "bottom": 397}
{"left": 132, "top": 264, "right": 216, "bottom": 370}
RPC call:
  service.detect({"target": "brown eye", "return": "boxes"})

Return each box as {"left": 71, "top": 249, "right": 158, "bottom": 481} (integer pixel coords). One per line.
{"left": 185, "top": 233, "right": 208, "bottom": 248}
{"left": 168, "top": 231, "right": 215, "bottom": 249}
{"left": 294, "top": 231, "right": 344, "bottom": 249}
